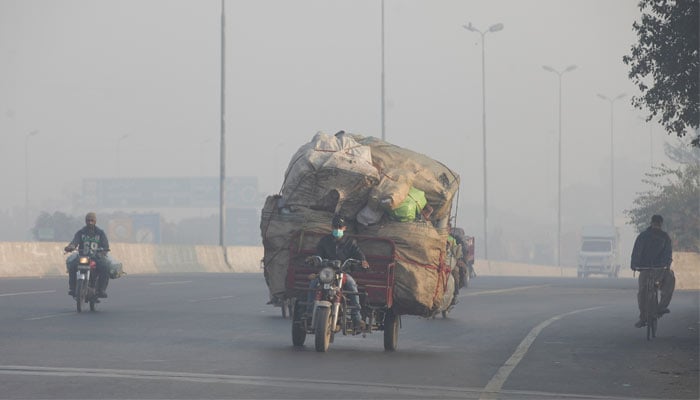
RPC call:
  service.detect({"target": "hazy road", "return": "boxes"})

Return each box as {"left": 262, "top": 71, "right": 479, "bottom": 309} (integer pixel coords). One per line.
{"left": 0, "top": 273, "right": 697, "bottom": 399}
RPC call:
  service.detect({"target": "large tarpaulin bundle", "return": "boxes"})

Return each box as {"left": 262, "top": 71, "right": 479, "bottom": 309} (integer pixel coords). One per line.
{"left": 357, "top": 221, "right": 452, "bottom": 316}
{"left": 280, "top": 132, "right": 379, "bottom": 217}
{"left": 260, "top": 195, "right": 334, "bottom": 299}
{"left": 261, "top": 131, "right": 460, "bottom": 316}
{"left": 352, "top": 135, "right": 460, "bottom": 225}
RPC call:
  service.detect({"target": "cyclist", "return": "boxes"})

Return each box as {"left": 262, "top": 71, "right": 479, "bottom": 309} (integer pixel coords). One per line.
{"left": 630, "top": 214, "right": 675, "bottom": 328}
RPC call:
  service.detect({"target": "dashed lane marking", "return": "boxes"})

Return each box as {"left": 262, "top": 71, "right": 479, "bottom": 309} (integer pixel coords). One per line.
{"left": 24, "top": 312, "right": 75, "bottom": 321}
{"left": 189, "top": 295, "right": 234, "bottom": 303}
{"left": 461, "top": 285, "right": 550, "bottom": 297}
{"left": 148, "top": 281, "right": 192, "bottom": 286}
{"left": 0, "top": 290, "right": 56, "bottom": 297}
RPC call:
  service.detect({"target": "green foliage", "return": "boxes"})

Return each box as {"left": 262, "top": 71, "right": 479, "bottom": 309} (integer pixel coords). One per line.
{"left": 623, "top": 0, "right": 699, "bottom": 146}
{"left": 31, "top": 211, "right": 83, "bottom": 242}
{"left": 626, "top": 162, "right": 700, "bottom": 251}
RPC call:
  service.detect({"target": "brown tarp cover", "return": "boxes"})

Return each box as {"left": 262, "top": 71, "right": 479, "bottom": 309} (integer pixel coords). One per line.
{"left": 260, "top": 132, "right": 459, "bottom": 316}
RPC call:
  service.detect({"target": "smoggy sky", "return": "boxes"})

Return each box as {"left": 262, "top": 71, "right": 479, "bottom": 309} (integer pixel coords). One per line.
{"left": 0, "top": 0, "right": 683, "bottom": 252}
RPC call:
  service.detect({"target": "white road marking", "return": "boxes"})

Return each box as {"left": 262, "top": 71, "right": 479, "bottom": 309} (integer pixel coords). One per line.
{"left": 148, "top": 281, "right": 192, "bottom": 286}
{"left": 188, "top": 295, "right": 234, "bottom": 303}
{"left": 0, "top": 364, "right": 650, "bottom": 399}
{"left": 0, "top": 290, "right": 56, "bottom": 297}
{"left": 25, "top": 312, "right": 74, "bottom": 321}
{"left": 479, "top": 306, "right": 606, "bottom": 400}
{"left": 461, "top": 284, "right": 550, "bottom": 297}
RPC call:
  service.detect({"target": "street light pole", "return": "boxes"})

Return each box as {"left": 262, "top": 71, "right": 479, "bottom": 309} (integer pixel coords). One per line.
{"left": 24, "top": 130, "right": 39, "bottom": 234}
{"left": 542, "top": 64, "right": 576, "bottom": 272}
{"left": 463, "top": 21, "right": 503, "bottom": 262}
{"left": 219, "top": 0, "right": 230, "bottom": 266}
{"left": 380, "top": 0, "right": 386, "bottom": 141}
{"left": 597, "top": 92, "right": 626, "bottom": 228}
{"left": 116, "top": 134, "right": 129, "bottom": 177}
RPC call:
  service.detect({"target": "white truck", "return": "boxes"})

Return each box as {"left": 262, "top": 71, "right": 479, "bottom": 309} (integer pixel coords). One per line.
{"left": 577, "top": 225, "right": 620, "bottom": 278}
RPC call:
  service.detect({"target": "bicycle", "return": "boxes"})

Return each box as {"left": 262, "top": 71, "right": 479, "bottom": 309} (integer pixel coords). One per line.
{"left": 635, "top": 267, "right": 668, "bottom": 340}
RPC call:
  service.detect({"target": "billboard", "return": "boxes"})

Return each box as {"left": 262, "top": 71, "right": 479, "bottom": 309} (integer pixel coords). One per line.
{"left": 107, "top": 213, "right": 161, "bottom": 244}
{"left": 81, "top": 177, "right": 260, "bottom": 208}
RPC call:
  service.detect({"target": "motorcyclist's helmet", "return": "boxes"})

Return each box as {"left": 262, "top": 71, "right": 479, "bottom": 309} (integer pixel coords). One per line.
{"left": 331, "top": 215, "right": 346, "bottom": 229}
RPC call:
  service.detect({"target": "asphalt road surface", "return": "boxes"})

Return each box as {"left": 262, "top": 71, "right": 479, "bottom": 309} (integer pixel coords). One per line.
{"left": 0, "top": 273, "right": 697, "bottom": 399}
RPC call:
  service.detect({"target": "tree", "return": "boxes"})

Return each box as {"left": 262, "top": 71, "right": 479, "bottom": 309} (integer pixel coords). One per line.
{"left": 626, "top": 162, "right": 700, "bottom": 252}
{"left": 623, "top": 0, "right": 699, "bottom": 146}
{"left": 31, "top": 211, "right": 83, "bottom": 242}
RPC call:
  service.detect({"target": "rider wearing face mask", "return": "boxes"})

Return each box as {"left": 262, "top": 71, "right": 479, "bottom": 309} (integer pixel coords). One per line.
{"left": 310, "top": 215, "right": 369, "bottom": 332}
{"left": 64, "top": 212, "right": 111, "bottom": 298}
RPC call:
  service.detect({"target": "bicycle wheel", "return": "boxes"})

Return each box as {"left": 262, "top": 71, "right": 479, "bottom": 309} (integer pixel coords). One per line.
{"left": 645, "top": 272, "right": 660, "bottom": 340}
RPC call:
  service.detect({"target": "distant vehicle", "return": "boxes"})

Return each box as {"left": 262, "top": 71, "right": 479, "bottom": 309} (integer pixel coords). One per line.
{"left": 577, "top": 225, "right": 620, "bottom": 278}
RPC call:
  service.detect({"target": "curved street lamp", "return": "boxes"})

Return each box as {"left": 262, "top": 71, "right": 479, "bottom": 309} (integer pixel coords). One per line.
{"left": 462, "top": 21, "right": 504, "bottom": 261}
{"left": 542, "top": 64, "right": 577, "bottom": 271}
{"left": 597, "top": 92, "right": 626, "bottom": 227}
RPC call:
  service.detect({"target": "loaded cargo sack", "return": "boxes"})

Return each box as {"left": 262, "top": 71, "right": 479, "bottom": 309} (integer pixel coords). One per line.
{"left": 106, "top": 255, "right": 126, "bottom": 279}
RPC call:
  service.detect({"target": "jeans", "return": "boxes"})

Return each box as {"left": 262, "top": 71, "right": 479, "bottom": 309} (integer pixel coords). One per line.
{"left": 67, "top": 254, "right": 110, "bottom": 293}
{"left": 307, "top": 274, "right": 361, "bottom": 322}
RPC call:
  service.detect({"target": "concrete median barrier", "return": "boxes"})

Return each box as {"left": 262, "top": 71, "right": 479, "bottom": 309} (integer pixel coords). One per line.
{"left": 0, "top": 242, "right": 263, "bottom": 278}
{"left": 0, "top": 242, "right": 695, "bottom": 290}
{"left": 474, "top": 253, "right": 698, "bottom": 290}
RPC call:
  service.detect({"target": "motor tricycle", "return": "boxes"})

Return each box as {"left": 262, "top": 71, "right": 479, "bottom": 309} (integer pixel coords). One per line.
{"left": 285, "top": 231, "right": 399, "bottom": 352}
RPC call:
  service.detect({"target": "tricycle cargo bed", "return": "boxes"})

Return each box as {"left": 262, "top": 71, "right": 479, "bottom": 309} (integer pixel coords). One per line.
{"left": 285, "top": 231, "right": 395, "bottom": 308}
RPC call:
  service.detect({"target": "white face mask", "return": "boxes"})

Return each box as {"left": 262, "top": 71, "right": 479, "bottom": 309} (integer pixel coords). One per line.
{"left": 332, "top": 229, "right": 344, "bottom": 239}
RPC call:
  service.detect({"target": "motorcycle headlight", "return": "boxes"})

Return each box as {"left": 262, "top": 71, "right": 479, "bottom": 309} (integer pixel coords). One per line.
{"left": 79, "top": 257, "right": 90, "bottom": 264}
{"left": 318, "top": 267, "right": 335, "bottom": 284}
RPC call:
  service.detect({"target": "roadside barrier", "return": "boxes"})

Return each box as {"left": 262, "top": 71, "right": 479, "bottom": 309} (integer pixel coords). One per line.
{"left": 1, "top": 242, "right": 696, "bottom": 290}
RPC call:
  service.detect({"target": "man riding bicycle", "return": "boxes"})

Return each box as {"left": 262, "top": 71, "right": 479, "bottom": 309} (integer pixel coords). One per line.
{"left": 630, "top": 214, "right": 675, "bottom": 328}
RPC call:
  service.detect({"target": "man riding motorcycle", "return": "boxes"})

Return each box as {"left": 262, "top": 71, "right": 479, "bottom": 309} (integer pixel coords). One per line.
{"left": 307, "top": 215, "right": 369, "bottom": 332}
{"left": 64, "top": 212, "right": 111, "bottom": 298}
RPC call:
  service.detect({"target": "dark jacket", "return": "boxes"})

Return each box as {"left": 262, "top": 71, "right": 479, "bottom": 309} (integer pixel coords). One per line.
{"left": 316, "top": 234, "right": 366, "bottom": 263}
{"left": 68, "top": 226, "right": 110, "bottom": 257}
{"left": 630, "top": 226, "right": 672, "bottom": 269}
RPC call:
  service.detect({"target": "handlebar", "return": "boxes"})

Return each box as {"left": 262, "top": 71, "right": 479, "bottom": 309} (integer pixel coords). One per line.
{"left": 633, "top": 266, "right": 670, "bottom": 271}
{"left": 304, "top": 256, "right": 364, "bottom": 271}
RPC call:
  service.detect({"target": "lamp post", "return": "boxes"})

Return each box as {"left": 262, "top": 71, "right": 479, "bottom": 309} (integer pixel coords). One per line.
{"left": 542, "top": 64, "right": 577, "bottom": 272}
{"left": 463, "top": 21, "right": 503, "bottom": 261}
{"left": 220, "top": 0, "right": 228, "bottom": 253}
{"left": 116, "top": 134, "right": 129, "bottom": 177}
{"left": 25, "top": 130, "right": 39, "bottom": 233}
{"left": 381, "top": 0, "right": 386, "bottom": 141}
{"left": 597, "top": 92, "right": 626, "bottom": 227}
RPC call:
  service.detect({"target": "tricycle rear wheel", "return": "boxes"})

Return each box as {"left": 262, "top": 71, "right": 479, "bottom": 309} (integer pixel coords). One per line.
{"left": 383, "top": 310, "right": 399, "bottom": 351}
{"left": 291, "top": 301, "right": 306, "bottom": 346}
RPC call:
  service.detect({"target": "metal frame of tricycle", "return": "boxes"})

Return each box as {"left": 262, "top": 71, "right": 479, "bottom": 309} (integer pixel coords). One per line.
{"left": 285, "top": 230, "right": 398, "bottom": 332}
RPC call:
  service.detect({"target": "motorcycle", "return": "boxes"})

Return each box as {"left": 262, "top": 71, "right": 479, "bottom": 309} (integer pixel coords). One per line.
{"left": 287, "top": 232, "right": 400, "bottom": 352}
{"left": 66, "top": 248, "right": 107, "bottom": 313}
{"left": 295, "top": 256, "right": 364, "bottom": 352}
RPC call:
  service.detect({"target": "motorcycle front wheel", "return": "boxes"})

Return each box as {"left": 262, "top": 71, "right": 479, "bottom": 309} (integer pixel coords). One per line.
{"left": 75, "top": 280, "right": 83, "bottom": 313}
{"left": 314, "top": 307, "right": 332, "bottom": 352}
